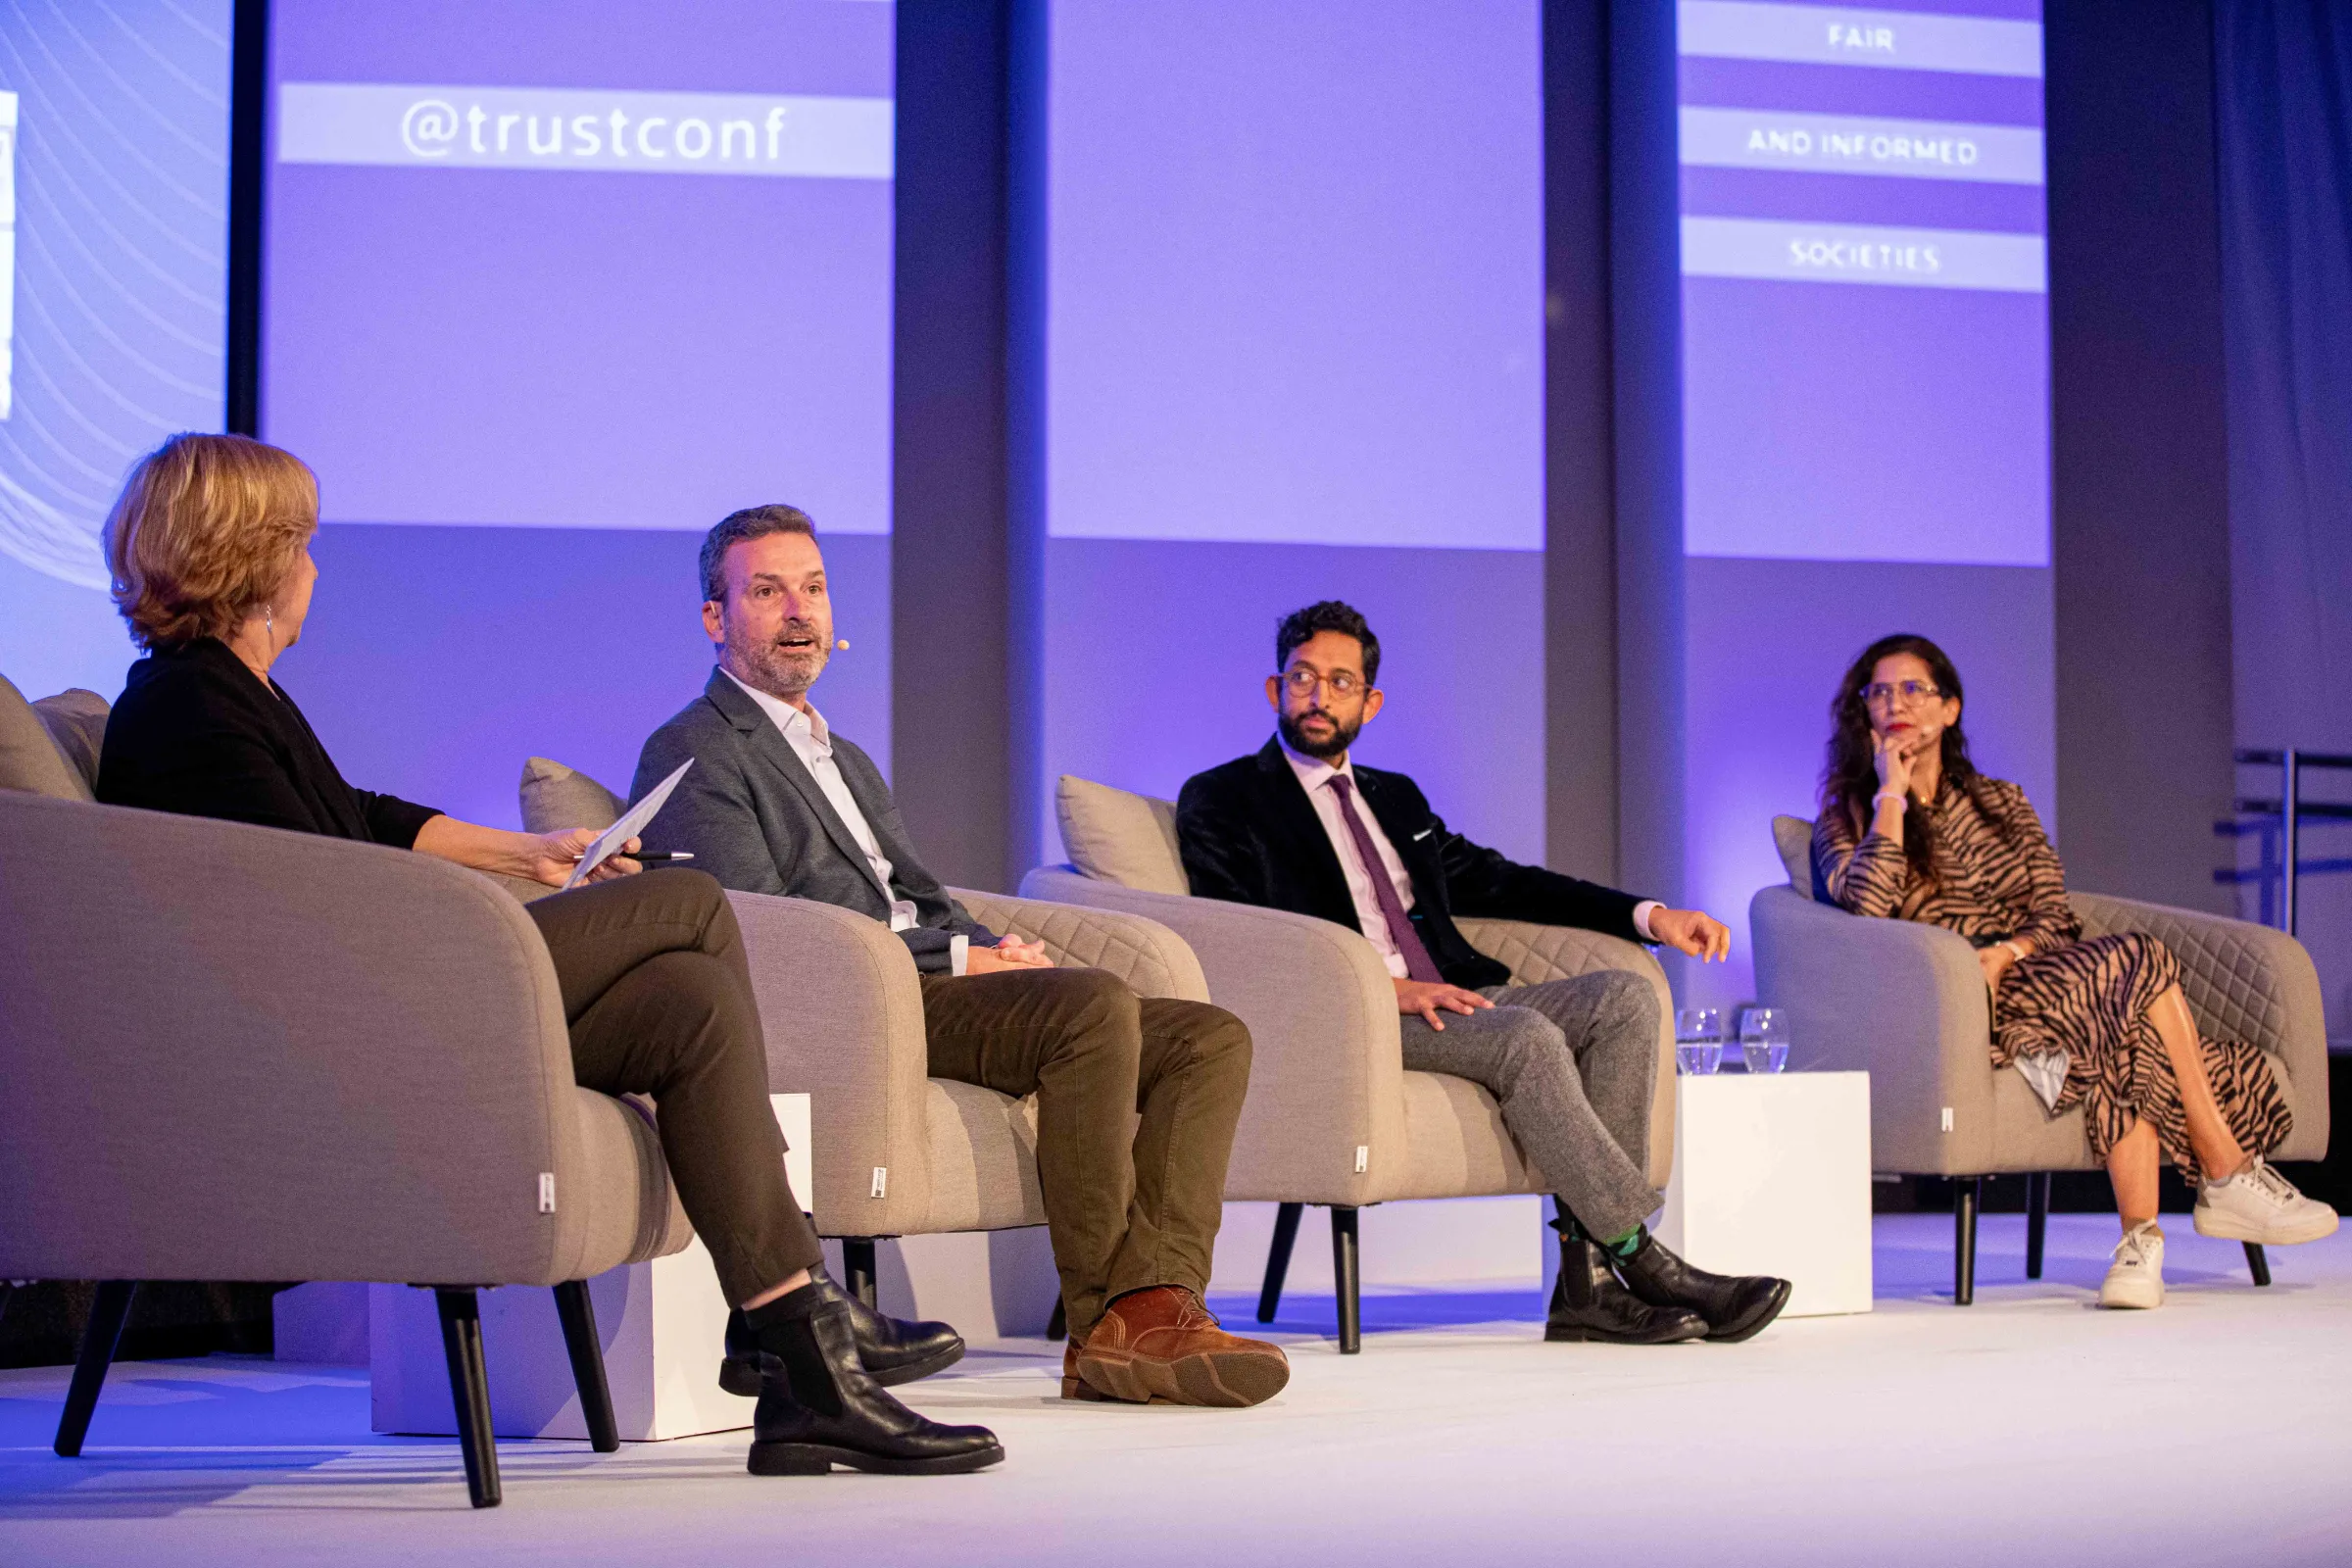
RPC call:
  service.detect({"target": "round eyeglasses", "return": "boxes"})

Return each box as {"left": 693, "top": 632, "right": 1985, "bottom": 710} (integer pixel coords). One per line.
{"left": 1282, "top": 668, "right": 1363, "bottom": 699}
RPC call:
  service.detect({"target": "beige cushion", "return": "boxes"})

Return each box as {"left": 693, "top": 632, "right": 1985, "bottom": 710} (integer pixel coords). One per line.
{"left": 1396, "top": 1070, "right": 1547, "bottom": 1200}
{"left": 1054, "top": 774, "right": 1189, "bottom": 894}
{"left": 953, "top": 887, "right": 1210, "bottom": 1002}
{"left": 567, "top": 1087, "right": 695, "bottom": 1273}
{"left": 1772, "top": 813, "right": 1816, "bottom": 897}
{"left": 0, "top": 674, "right": 92, "bottom": 801}
{"left": 35, "top": 689, "right": 110, "bottom": 795}
{"left": 519, "top": 757, "right": 623, "bottom": 833}
{"left": 918, "top": 1079, "right": 1050, "bottom": 1233}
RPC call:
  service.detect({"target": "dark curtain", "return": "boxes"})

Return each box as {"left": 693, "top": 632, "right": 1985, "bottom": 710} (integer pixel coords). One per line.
{"left": 2216, "top": 1, "right": 2352, "bottom": 753}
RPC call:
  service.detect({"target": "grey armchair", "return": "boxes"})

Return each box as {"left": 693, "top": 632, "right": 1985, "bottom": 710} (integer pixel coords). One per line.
{"left": 0, "top": 784, "right": 691, "bottom": 1509}
{"left": 518, "top": 760, "right": 1206, "bottom": 1327}
{"left": 1752, "top": 814, "right": 2332, "bottom": 1302}
{"left": 1022, "top": 775, "right": 1679, "bottom": 1352}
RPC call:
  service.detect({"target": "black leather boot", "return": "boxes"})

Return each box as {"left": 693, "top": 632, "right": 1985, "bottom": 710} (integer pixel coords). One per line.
{"left": 1546, "top": 1231, "right": 1708, "bottom": 1345}
{"left": 720, "top": 1263, "right": 965, "bottom": 1396}
{"left": 745, "top": 1284, "right": 1004, "bottom": 1476}
{"left": 1612, "top": 1233, "right": 1791, "bottom": 1344}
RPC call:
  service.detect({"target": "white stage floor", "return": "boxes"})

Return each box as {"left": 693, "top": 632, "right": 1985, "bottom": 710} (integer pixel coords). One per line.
{"left": 4, "top": 1214, "right": 2348, "bottom": 1567}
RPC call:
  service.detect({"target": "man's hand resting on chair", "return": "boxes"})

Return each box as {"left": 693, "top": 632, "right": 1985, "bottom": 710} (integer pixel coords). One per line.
{"left": 965, "top": 935, "right": 1055, "bottom": 975}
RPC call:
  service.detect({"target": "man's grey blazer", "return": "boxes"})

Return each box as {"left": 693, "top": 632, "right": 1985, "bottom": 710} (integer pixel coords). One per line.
{"left": 632, "top": 668, "right": 997, "bottom": 973}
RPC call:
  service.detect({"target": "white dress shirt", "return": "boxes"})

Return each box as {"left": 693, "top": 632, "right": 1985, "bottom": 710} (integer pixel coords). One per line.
{"left": 726, "top": 672, "right": 974, "bottom": 975}
{"left": 1280, "top": 741, "right": 1659, "bottom": 980}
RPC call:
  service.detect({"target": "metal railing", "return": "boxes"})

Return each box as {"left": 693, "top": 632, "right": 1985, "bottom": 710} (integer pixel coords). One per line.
{"left": 2217, "top": 748, "right": 2352, "bottom": 935}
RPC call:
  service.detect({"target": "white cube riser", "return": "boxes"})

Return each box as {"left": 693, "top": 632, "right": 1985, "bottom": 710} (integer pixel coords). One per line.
{"left": 1656, "top": 1071, "right": 1875, "bottom": 1318}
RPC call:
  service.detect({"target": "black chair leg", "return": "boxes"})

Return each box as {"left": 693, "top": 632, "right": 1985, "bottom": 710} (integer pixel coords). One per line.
{"left": 2025, "top": 1172, "right": 2050, "bottom": 1281}
{"left": 435, "top": 1289, "right": 502, "bottom": 1509}
{"left": 552, "top": 1282, "right": 618, "bottom": 1453}
{"left": 54, "top": 1280, "right": 137, "bottom": 1458}
{"left": 1329, "top": 1205, "right": 1361, "bottom": 1354}
{"left": 1954, "top": 1177, "right": 1982, "bottom": 1305}
{"left": 1258, "top": 1202, "right": 1304, "bottom": 1323}
{"left": 2244, "top": 1242, "right": 2272, "bottom": 1287}
{"left": 840, "top": 1238, "right": 879, "bottom": 1309}
{"left": 1046, "top": 1298, "right": 1067, "bottom": 1342}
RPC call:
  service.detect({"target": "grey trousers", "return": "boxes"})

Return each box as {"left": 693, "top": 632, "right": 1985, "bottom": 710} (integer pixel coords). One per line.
{"left": 1396, "top": 970, "right": 1661, "bottom": 1241}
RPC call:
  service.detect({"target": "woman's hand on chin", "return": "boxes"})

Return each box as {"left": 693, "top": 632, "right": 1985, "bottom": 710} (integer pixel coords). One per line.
{"left": 1871, "top": 729, "right": 1912, "bottom": 798}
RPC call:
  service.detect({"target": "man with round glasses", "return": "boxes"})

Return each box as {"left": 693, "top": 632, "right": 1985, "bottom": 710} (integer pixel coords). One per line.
{"left": 1177, "top": 601, "right": 1789, "bottom": 1347}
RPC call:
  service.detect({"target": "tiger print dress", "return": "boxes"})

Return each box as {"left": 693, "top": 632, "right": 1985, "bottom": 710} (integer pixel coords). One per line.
{"left": 1811, "top": 775, "right": 2291, "bottom": 1174}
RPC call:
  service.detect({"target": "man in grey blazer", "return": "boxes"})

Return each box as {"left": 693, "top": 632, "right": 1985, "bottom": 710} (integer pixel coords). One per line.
{"left": 634, "top": 504, "right": 1289, "bottom": 1409}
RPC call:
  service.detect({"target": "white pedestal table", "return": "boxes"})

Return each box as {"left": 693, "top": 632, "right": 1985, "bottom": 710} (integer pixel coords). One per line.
{"left": 1653, "top": 1069, "right": 1874, "bottom": 1317}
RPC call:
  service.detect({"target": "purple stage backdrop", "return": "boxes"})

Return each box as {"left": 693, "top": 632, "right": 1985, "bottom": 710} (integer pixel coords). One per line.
{"left": 230, "top": 0, "right": 2062, "bottom": 960}
{"left": 1675, "top": 0, "right": 2056, "bottom": 1007}
{"left": 262, "top": 0, "right": 896, "bottom": 814}
{"left": 0, "top": 2, "right": 230, "bottom": 706}
{"left": 1040, "top": 0, "right": 1547, "bottom": 866}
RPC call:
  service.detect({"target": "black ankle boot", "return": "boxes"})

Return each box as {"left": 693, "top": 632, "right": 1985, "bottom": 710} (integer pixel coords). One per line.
{"left": 1546, "top": 1231, "right": 1708, "bottom": 1345}
{"left": 1612, "top": 1234, "right": 1791, "bottom": 1344}
{"left": 720, "top": 1264, "right": 966, "bottom": 1396}
{"left": 745, "top": 1284, "right": 1004, "bottom": 1476}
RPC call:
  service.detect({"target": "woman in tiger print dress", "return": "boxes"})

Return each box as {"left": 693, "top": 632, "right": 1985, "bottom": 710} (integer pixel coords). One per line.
{"left": 1812, "top": 635, "right": 2334, "bottom": 1308}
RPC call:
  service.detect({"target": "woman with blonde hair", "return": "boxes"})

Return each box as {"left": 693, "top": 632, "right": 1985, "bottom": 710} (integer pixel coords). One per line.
{"left": 96, "top": 432, "right": 999, "bottom": 1476}
{"left": 1813, "top": 633, "right": 2335, "bottom": 1308}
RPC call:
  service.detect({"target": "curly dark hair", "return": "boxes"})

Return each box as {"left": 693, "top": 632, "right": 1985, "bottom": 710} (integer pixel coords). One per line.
{"left": 1821, "top": 633, "right": 2003, "bottom": 883}
{"left": 1275, "top": 600, "right": 1380, "bottom": 686}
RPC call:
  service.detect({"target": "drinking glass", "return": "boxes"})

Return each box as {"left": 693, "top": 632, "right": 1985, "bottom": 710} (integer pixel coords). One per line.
{"left": 1740, "top": 1007, "right": 1789, "bottom": 1073}
{"left": 1674, "top": 1007, "right": 1723, "bottom": 1075}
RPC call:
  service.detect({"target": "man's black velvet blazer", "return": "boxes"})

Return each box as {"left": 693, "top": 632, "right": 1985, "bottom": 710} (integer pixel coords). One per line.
{"left": 1175, "top": 737, "right": 1652, "bottom": 992}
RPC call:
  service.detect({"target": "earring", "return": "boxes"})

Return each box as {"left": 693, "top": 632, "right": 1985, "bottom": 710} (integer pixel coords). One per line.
{"left": 264, "top": 605, "right": 274, "bottom": 638}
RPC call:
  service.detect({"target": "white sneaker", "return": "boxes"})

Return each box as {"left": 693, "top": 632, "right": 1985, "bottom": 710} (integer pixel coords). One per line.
{"left": 2099, "top": 1222, "right": 2165, "bottom": 1309}
{"left": 2193, "top": 1158, "right": 2340, "bottom": 1246}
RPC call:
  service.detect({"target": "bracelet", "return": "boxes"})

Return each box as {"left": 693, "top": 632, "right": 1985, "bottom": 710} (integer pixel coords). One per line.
{"left": 1872, "top": 791, "right": 1907, "bottom": 810}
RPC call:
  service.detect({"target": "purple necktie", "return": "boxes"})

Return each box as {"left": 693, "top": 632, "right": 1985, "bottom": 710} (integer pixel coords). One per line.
{"left": 1328, "top": 773, "right": 1445, "bottom": 983}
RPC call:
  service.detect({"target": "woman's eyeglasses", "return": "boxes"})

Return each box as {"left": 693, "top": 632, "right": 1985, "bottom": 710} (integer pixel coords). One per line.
{"left": 1861, "top": 679, "right": 1942, "bottom": 708}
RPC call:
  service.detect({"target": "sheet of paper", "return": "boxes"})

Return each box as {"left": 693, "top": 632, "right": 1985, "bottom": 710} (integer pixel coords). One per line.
{"left": 561, "top": 758, "right": 694, "bottom": 891}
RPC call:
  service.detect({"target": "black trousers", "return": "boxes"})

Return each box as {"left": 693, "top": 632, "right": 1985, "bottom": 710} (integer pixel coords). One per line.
{"left": 525, "top": 872, "right": 823, "bottom": 1303}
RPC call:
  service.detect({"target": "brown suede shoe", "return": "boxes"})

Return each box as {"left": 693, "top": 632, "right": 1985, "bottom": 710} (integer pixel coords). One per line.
{"left": 1072, "top": 1286, "right": 1290, "bottom": 1408}
{"left": 1059, "top": 1339, "right": 1134, "bottom": 1402}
